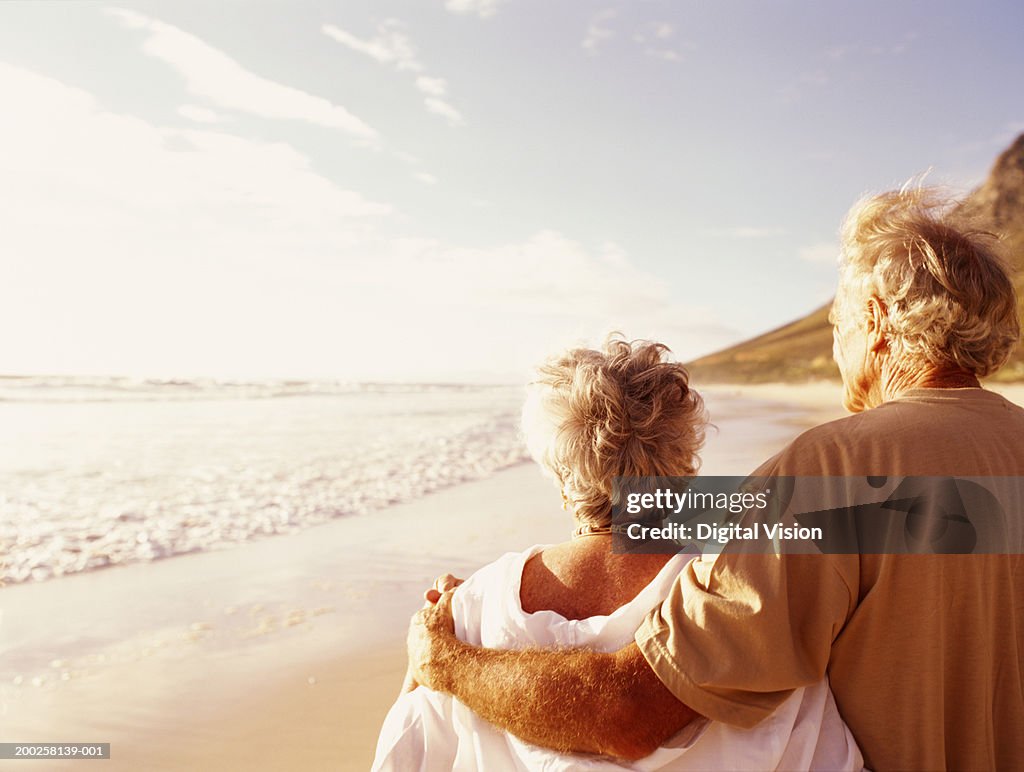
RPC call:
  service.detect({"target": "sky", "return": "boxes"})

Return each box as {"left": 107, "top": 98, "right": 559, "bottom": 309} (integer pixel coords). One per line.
{"left": 1, "top": 0, "right": 1022, "bottom": 382}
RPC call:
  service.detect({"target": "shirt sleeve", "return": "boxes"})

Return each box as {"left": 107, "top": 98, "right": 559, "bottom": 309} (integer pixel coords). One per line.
{"left": 634, "top": 440, "right": 862, "bottom": 728}
{"left": 635, "top": 546, "right": 857, "bottom": 728}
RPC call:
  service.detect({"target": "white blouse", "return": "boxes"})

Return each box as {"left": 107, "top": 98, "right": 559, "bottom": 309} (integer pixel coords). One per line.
{"left": 373, "top": 544, "right": 862, "bottom": 771}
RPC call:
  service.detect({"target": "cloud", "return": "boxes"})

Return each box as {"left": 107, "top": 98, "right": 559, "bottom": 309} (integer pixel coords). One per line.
{"left": 0, "top": 63, "right": 391, "bottom": 282}
{"left": 825, "top": 32, "right": 918, "bottom": 62}
{"left": 0, "top": 63, "right": 390, "bottom": 238}
{"left": 799, "top": 242, "right": 840, "bottom": 264}
{"left": 415, "top": 75, "right": 448, "bottom": 97}
{"left": 707, "top": 226, "right": 788, "bottom": 239}
{"left": 0, "top": 62, "right": 399, "bottom": 376}
{"left": 393, "top": 149, "right": 421, "bottom": 164}
{"left": 779, "top": 70, "right": 829, "bottom": 104}
{"left": 424, "top": 97, "right": 465, "bottom": 126}
{"left": 367, "top": 231, "right": 739, "bottom": 375}
{"left": 582, "top": 9, "right": 616, "bottom": 53}
{"left": 632, "top": 20, "right": 687, "bottom": 63}
{"left": 414, "top": 171, "right": 438, "bottom": 184}
{"left": 802, "top": 150, "right": 837, "bottom": 162}
{"left": 644, "top": 48, "right": 681, "bottom": 63}
{"left": 323, "top": 21, "right": 464, "bottom": 127}
{"left": 825, "top": 43, "right": 856, "bottom": 61}
{"left": 0, "top": 62, "right": 735, "bottom": 380}
{"left": 322, "top": 20, "right": 422, "bottom": 72}
{"left": 177, "top": 104, "right": 223, "bottom": 123}
{"left": 104, "top": 8, "right": 377, "bottom": 140}
{"left": 444, "top": 0, "right": 506, "bottom": 19}
{"left": 890, "top": 31, "right": 919, "bottom": 56}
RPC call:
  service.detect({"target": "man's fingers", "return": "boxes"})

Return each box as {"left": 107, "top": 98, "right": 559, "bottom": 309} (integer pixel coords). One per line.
{"left": 411, "top": 593, "right": 452, "bottom": 626}
{"left": 434, "top": 573, "right": 464, "bottom": 594}
{"left": 413, "top": 589, "right": 456, "bottom": 633}
{"left": 431, "top": 589, "right": 456, "bottom": 633}
{"left": 406, "top": 589, "right": 458, "bottom": 691}
{"left": 423, "top": 588, "right": 442, "bottom": 605}
{"left": 422, "top": 574, "right": 463, "bottom": 605}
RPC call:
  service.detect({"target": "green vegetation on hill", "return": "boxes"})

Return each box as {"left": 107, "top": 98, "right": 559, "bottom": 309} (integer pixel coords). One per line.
{"left": 687, "top": 134, "right": 1024, "bottom": 384}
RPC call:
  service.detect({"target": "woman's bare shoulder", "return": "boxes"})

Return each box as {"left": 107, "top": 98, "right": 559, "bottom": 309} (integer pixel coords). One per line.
{"left": 519, "top": 541, "right": 674, "bottom": 619}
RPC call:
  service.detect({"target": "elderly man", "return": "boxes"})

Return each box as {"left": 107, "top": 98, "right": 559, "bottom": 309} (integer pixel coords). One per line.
{"left": 407, "top": 187, "right": 1024, "bottom": 770}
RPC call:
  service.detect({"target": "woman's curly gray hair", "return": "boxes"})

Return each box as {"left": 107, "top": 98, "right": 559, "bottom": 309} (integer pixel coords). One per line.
{"left": 838, "top": 186, "right": 1020, "bottom": 377}
{"left": 521, "top": 335, "right": 707, "bottom": 528}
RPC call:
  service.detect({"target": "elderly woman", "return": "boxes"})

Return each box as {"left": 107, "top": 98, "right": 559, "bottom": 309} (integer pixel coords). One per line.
{"left": 375, "top": 337, "right": 862, "bottom": 770}
{"left": 405, "top": 188, "right": 1024, "bottom": 771}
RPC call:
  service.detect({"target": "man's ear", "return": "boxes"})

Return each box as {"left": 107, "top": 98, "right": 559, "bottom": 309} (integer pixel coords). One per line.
{"left": 865, "top": 296, "right": 888, "bottom": 353}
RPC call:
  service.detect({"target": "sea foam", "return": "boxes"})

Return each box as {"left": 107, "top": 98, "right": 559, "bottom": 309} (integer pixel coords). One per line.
{"left": 0, "top": 379, "right": 529, "bottom": 584}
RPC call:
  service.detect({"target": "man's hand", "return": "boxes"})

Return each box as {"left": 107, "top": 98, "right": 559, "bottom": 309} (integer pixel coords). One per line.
{"left": 423, "top": 573, "right": 463, "bottom": 605}
{"left": 399, "top": 574, "right": 464, "bottom": 695}
{"left": 407, "top": 588, "right": 460, "bottom": 691}
{"left": 404, "top": 571, "right": 699, "bottom": 759}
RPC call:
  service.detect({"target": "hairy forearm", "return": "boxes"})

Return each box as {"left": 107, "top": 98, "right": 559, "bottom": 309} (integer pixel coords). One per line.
{"left": 432, "top": 638, "right": 697, "bottom": 760}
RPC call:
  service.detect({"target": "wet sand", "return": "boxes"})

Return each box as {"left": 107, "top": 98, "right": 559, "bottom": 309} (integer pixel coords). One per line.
{"left": 0, "top": 464, "right": 569, "bottom": 771}
{"left": 2, "top": 641, "right": 407, "bottom": 771}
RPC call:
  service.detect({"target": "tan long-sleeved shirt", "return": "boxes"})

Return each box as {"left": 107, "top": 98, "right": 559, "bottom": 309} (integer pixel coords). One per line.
{"left": 635, "top": 388, "right": 1024, "bottom": 771}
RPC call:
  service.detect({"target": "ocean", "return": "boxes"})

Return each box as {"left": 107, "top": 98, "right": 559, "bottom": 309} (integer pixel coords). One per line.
{"left": 0, "top": 377, "right": 528, "bottom": 584}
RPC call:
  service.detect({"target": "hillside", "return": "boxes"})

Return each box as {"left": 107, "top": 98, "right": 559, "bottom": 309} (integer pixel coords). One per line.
{"left": 688, "top": 133, "right": 1024, "bottom": 383}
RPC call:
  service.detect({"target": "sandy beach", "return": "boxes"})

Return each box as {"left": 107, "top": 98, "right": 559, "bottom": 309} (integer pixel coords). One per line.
{"left": 0, "top": 461, "right": 569, "bottom": 771}
{"left": 4, "top": 381, "right": 1021, "bottom": 770}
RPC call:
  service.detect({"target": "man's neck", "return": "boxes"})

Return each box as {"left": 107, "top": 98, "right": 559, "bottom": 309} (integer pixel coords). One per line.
{"left": 881, "top": 364, "right": 981, "bottom": 402}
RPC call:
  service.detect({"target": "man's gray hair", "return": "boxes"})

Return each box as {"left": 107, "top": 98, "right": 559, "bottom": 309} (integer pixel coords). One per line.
{"left": 838, "top": 186, "right": 1020, "bottom": 377}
